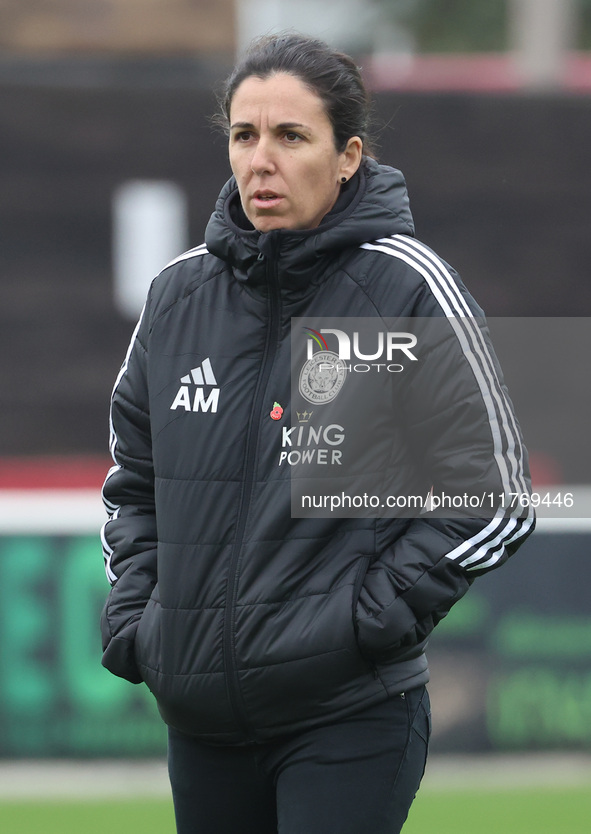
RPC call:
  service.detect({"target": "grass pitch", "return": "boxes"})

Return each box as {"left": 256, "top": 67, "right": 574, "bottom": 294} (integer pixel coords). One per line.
{"left": 405, "top": 787, "right": 591, "bottom": 834}
{"left": 0, "top": 788, "right": 590, "bottom": 833}
{"left": 0, "top": 799, "right": 176, "bottom": 834}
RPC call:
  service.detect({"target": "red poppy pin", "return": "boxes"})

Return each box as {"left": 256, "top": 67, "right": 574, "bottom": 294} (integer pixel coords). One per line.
{"left": 270, "top": 402, "right": 283, "bottom": 421}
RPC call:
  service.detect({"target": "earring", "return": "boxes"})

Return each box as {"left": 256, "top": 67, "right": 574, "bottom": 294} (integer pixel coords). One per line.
{"left": 340, "top": 176, "right": 347, "bottom": 184}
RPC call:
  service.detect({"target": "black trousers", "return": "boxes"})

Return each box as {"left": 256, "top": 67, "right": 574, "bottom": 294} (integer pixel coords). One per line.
{"left": 168, "top": 686, "right": 430, "bottom": 834}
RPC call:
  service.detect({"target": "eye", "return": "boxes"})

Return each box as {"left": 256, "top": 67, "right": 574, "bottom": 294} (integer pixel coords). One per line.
{"left": 233, "top": 130, "right": 254, "bottom": 143}
{"left": 283, "top": 131, "right": 302, "bottom": 143}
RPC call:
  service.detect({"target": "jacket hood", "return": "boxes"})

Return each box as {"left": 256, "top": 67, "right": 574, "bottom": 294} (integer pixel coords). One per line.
{"left": 204, "top": 157, "right": 415, "bottom": 289}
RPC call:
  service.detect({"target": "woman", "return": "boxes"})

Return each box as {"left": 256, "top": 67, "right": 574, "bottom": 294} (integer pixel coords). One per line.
{"left": 100, "top": 33, "right": 535, "bottom": 833}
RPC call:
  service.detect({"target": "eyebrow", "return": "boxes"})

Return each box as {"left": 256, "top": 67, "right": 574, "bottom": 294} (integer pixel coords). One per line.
{"left": 230, "top": 121, "right": 312, "bottom": 133}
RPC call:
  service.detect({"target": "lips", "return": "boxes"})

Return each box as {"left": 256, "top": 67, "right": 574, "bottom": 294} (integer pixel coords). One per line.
{"left": 252, "top": 190, "right": 283, "bottom": 209}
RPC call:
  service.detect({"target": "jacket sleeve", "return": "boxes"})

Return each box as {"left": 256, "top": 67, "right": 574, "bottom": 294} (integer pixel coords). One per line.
{"left": 356, "top": 312, "right": 536, "bottom": 658}
{"left": 100, "top": 303, "right": 157, "bottom": 683}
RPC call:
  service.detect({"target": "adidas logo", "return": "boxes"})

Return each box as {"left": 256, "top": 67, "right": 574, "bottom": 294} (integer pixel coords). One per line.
{"left": 170, "top": 358, "right": 220, "bottom": 413}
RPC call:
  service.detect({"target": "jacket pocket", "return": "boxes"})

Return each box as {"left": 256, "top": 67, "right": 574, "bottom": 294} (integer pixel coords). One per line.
{"left": 134, "top": 585, "right": 161, "bottom": 676}
{"left": 351, "top": 555, "right": 375, "bottom": 667}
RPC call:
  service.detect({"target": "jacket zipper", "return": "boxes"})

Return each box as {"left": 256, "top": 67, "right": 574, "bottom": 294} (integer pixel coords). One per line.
{"left": 223, "top": 246, "right": 281, "bottom": 742}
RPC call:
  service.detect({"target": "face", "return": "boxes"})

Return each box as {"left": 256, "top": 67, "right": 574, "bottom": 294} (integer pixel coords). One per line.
{"left": 228, "top": 73, "right": 362, "bottom": 232}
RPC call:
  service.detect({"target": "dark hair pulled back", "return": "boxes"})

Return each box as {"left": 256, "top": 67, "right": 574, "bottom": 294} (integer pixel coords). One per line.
{"left": 217, "top": 32, "right": 376, "bottom": 158}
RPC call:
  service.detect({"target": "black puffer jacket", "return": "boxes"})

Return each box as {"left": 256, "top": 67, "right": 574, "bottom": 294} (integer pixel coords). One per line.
{"left": 100, "top": 158, "right": 534, "bottom": 744}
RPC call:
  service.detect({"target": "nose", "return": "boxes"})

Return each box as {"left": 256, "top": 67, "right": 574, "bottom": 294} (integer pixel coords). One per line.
{"left": 250, "top": 136, "right": 276, "bottom": 176}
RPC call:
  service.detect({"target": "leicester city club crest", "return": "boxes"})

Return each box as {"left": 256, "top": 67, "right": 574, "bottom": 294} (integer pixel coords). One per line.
{"left": 298, "top": 351, "right": 347, "bottom": 404}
